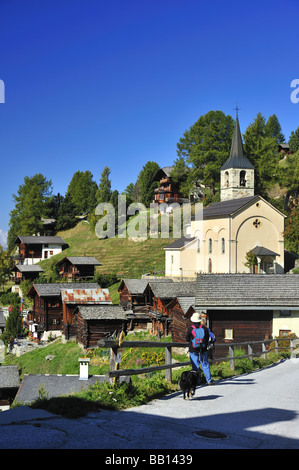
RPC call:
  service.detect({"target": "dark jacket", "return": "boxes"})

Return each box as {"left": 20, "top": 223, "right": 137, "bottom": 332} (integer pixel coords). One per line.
{"left": 186, "top": 322, "right": 210, "bottom": 353}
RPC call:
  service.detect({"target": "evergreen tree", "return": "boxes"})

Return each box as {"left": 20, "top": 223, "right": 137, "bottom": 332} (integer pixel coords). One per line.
{"left": 122, "top": 182, "right": 135, "bottom": 206}
{"left": 96, "top": 166, "right": 112, "bottom": 204}
{"left": 243, "top": 113, "right": 279, "bottom": 196}
{"left": 284, "top": 207, "right": 299, "bottom": 255}
{"left": 0, "top": 245, "right": 11, "bottom": 291}
{"left": 289, "top": 126, "right": 299, "bottom": 154}
{"left": 264, "top": 114, "right": 285, "bottom": 143}
{"left": 5, "top": 304, "right": 23, "bottom": 340}
{"left": 137, "top": 161, "right": 160, "bottom": 207}
{"left": 175, "top": 110, "right": 234, "bottom": 196}
{"left": 67, "top": 170, "right": 98, "bottom": 215}
{"left": 56, "top": 193, "right": 77, "bottom": 231}
{"left": 7, "top": 174, "right": 53, "bottom": 250}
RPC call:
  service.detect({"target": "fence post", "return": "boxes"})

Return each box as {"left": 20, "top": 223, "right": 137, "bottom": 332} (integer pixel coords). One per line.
{"left": 275, "top": 339, "right": 279, "bottom": 355}
{"left": 248, "top": 343, "right": 253, "bottom": 362}
{"left": 165, "top": 346, "right": 172, "bottom": 382}
{"left": 262, "top": 342, "right": 266, "bottom": 360}
{"left": 110, "top": 346, "right": 119, "bottom": 385}
{"left": 290, "top": 339, "right": 294, "bottom": 356}
{"left": 229, "top": 345, "right": 235, "bottom": 370}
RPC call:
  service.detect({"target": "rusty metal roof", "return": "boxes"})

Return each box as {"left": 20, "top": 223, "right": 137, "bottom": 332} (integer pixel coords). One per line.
{"left": 60, "top": 288, "right": 112, "bottom": 304}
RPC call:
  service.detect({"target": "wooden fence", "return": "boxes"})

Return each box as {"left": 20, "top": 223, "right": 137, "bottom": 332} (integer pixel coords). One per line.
{"left": 97, "top": 337, "right": 299, "bottom": 384}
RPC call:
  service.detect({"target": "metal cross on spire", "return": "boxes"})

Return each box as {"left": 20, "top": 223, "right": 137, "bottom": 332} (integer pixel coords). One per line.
{"left": 233, "top": 103, "right": 241, "bottom": 117}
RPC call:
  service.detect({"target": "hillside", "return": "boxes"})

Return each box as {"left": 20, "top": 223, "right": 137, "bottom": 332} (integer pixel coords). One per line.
{"left": 38, "top": 221, "right": 174, "bottom": 279}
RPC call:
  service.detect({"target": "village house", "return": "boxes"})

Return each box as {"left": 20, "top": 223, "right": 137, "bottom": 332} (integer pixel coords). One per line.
{"left": 56, "top": 256, "right": 102, "bottom": 281}
{"left": 74, "top": 305, "right": 128, "bottom": 348}
{"left": 26, "top": 282, "right": 101, "bottom": 342}
{"left": 11, "top": 264, "right": 44, "bottom": 284}
{"left": 118, "top": 278, "right": 174, "bottom": 331}
{"left": 60, "top": 287, "right": 112, "bottom": 339}
{"left": 153, "top": 166, "right": 189, "bottom": 211}
{"left": 147, "top": 281, "right": 196, "bottom": 338}
{"left": 13, "top": 235, "right": 67, "bottom": 265}
{"left": 194, "top": 273, "right": 299, "bottom": 356}
{"left": 164, "top": 115, "right": 286, "bottom": 277}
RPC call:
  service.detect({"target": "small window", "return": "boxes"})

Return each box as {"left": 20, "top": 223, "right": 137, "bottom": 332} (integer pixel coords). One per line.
{"left": 224, "top": 328, "right": 233, "bottom": 340}
{"left": 221, "top": 238, "right": 225, "bottom": 254}
{"left": 209, "top": 238, "right": 212, "bottom": 253}
{"left": 197, "top": 238, "right": 200, "bottom": 253}
{"left": 171, "top": 255, "right": 174, "bottom": 264}
{"left": 279, "top": 330, "right": 291, "bottom": 337}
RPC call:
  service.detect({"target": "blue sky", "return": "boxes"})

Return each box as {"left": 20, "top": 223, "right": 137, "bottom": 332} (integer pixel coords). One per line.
{"left": 0, "top": 0, "right": 298, "bottom": 245}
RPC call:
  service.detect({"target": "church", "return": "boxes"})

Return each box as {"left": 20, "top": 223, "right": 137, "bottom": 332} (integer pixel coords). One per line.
{"left": 164, "top": 115, "right": 286, "bottom": 277}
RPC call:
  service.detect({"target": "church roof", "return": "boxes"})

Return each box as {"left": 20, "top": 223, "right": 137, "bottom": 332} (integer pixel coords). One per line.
{"left": 196, "top": 195, "right": 258, "bottom": 219}
{"left": 221, "top": 116, "right": 255, "bottom": 171}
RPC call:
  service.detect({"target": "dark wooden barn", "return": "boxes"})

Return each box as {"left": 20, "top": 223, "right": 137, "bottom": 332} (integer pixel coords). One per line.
{"left": 26, "top": 283, "right": 100, "bottom": 341}
{"left": 11, "top": 264, "right": 44, "bottom": 284}
{"left": 147, "top": 281, "right": 196, "bottom": 338}
{"left": 56, "top": 256, "right": 102, "bottom": 281}
{"left": 74, "top": 305, "right": 128, "bottom": 348}
{"left": 61, "top": 287, "right": 112, "bottom": 339}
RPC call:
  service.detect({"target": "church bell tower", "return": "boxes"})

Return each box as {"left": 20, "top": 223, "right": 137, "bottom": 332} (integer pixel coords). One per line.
{"left": 220, "top": 113, "right": 255, "bottom": 201}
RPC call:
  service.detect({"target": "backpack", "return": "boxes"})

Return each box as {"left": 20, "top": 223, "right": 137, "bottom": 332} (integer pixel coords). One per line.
{"left": 191, "top": 324, "right": 206, "bottom": 350}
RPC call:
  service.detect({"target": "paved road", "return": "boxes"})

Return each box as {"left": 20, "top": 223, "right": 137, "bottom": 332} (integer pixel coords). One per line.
{"left": 1, "top": 358, "right": 299, "bottom": 450}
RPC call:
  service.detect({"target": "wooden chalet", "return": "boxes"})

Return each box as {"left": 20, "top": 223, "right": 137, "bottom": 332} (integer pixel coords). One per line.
{"left": 26, "top": 282, "right": 100, "bottom": 341}
{"left": 147, "top": 281, "right": 196, "bottom": 338}
{"left": 13, "top": 235, "right": 67, "bottom": 265}
{"left": 195, "top": 274, "right": 299, "bottom": 358}
{"left": 118, "top": 278, "right": 174, "bottom": 331}
{"left": 74, "top": 305, "right": 128, "bottom": 348}
{"left": 0, "top": 366, "right": 20, "bottom": 411}
{"left": 56, "top": 256, "right": 102, "bottom": 281}
{"left": 153, "top": 167, "right": 188, "bottom": 209}
{"left": 61, "top": 287, "right": 112, "bottom": 339}
{"left": 11, "top": 264, "right": 44, "bottom": 284}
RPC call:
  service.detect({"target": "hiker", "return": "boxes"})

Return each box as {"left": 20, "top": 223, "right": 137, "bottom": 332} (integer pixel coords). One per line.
{"left": 186, "top": 312, "right": 214, "bottom": 385}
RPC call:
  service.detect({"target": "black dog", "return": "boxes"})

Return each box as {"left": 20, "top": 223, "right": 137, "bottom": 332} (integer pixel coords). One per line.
{"left": 178, "top": 370, "right": 199, "bottom": 400}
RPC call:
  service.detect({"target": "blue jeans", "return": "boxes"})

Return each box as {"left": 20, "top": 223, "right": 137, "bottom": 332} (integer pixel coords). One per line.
{"left": 189, "top": 351, "right": 212, "bottom": 384}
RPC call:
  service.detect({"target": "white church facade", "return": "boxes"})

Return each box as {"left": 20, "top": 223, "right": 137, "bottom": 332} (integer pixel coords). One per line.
{"left": 164, "top": 116, "right": 286, "bottom": 277}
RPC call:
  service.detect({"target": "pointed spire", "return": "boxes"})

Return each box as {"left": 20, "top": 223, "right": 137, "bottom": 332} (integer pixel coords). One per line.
{"left": 221, "top": 114, "right": 254, "bottom": 170}
{"left": 229, "top": 114, "right": 244, "bottom": 160}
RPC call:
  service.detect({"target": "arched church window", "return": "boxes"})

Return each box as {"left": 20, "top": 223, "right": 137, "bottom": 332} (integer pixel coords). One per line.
{"left": 221, "top": 238, "right": 225, "bottom": 254}
{"left": 209, "top": 238, "right": 212, "bottom": 253}
{"left": 225, "top": 171, "right": 229, "bottom": 187}
{"left": 240, "top": 170, "right": 246, "bottom": 187}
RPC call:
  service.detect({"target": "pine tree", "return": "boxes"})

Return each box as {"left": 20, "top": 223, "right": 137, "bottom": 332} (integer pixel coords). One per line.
{"left": 264, "top": 114, "right": 285, "bottom": 143}
{"left": 5, "top": 304, "right": 23, "bottom": 340}
{"left": 7, "top": 174, "right": 52, "bottom": 250}
{"left": 96, "top": 167, "right": 112, "bottom": 204}
{"left": 175, "top": 110, "right": 234, "bottom": 196}
{"left": 289, "top": 126, "right": 299, "bottom": 154}
{"left": 137, "top": 161, "right": 160, "bottom": 207}
{"left": 56, "top": 193, "right": 77, "bottom": 231}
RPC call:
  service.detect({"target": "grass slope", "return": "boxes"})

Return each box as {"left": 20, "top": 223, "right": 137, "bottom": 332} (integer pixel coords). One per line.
{"left": 39, "top": 221, "right": 174, "bottom": 279}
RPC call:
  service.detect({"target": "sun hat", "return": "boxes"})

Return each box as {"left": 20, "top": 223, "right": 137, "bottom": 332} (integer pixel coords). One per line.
{"left": 190, "top": 312, "right": 202, "bottom": 323}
